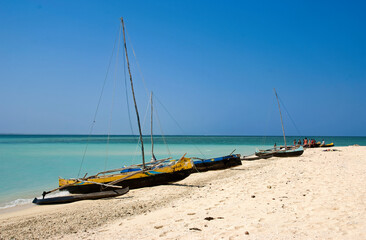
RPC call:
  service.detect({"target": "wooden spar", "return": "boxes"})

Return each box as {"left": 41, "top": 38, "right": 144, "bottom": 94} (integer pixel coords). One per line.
{"left": 274, "top": 88, "right": 287, "bottom": 149}
{"left": 150, "top": 92, "right": 156, "bottom": 161}
{"left": 121, "top": 17, "right": 145, "bottom": 169}
{"left": 229, "top": 149, "right": 236, "bottom": 155}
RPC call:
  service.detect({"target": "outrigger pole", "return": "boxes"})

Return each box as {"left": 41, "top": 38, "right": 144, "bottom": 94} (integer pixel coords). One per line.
{"left": 274, "top": 88, "right": 287, "bottom": 149}
{"left": 121, "top": 17, "right": 146, "bottom": 169}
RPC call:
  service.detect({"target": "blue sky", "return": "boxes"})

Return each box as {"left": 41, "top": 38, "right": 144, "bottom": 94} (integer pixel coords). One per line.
{"left": 0, "top": 0, "right": 365, "bottom": 136}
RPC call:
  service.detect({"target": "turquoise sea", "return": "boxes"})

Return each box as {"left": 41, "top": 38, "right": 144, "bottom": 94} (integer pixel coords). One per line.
{"left": 0, "top": 135, "right": 365, "bottom": 209}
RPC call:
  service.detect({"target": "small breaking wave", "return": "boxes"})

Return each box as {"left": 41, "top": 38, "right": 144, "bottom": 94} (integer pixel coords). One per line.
{"left": 0, "top": 191, "right": 70, "bottom": 210}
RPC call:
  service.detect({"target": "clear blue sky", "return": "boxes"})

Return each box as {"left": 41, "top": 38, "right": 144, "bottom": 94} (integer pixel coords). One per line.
{"left": 0, "top": 0, "right": 365, "bottom": 136}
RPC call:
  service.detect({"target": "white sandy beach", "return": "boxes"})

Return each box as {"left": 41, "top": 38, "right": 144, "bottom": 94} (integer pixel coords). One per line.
{"left": 1, "top": 146, "right": 365, "bottom": 239}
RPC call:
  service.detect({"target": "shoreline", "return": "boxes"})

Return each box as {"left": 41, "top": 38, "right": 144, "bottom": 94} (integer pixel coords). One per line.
{"left": 1, "top": 146, "right": 366, "bottom": 239}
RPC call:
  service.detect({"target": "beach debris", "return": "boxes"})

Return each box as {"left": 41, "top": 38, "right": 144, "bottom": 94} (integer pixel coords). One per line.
{"left": 217, "top": 217, "right": 224, "bottom": 219}
{"left": 272, "top": 198, "right": 275, "bottom": 200}
{"left": 187, "top": 213, "right": 196, "bottom": 215}
{"left": 245, "top": 231, "right": 249, "bottom": 235}
{"left": 251, "top": 195, "right": 256, "bottom": 198}
{"left": 323, "top": 149, "right": 340, "bottom": 152}
{"left": 189, "top": 227, "right": 202, "bottom": 231}
{"left": 154, "top": 225, "right": 163, "bottom": 229}
{"left": 267, "top": 185, "right": 272, "bottom": 189}
{"left": 204, "top": 217, "right": 215, "bottom": 221}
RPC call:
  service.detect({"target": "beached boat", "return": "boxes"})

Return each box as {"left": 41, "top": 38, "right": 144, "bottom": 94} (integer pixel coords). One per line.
{"left": 304, "top": 142, "right": 334, "bottom": 148}
{"left": 33, "top": 187, "right": 129, "bottom": 205}
{"left": 255, "top": 149, "right": 276, "bottom": 158}
{"left": 255, "top": 145, "right": 304, "bottom": 158}
{"left": 37, "top": 18, "right": 194, "bottom": 198}
{"left": 321, "top": 143, "right": 334, "bottom": 147}
{"left": 59, "top": 155, "right": 192, "bottom": 194}
{"left": 273, "top": 146, "right": 304, "bottom": 157}
{"left": 256, "top": 89, "right": 303, "bottom": 158}
{"left": 193, "top": 154, "right": 242, "bottom": 172}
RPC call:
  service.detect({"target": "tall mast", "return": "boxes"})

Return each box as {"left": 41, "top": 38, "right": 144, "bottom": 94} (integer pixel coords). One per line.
{"left": 121, "top": 17, "right": 145, "bottom": 169}
{"left": 150, "top": 92, "right": 156, "bottom": 161}
{"left": 274, "top": 88, "right": 287, "bottom": 149}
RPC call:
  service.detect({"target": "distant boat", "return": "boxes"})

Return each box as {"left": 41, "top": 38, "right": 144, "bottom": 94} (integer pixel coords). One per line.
{"left": 193, "top": 153, "right": 242, "bottom": 172}
{"left": 304, "top": 141, "right": 335, "bottom": 148}
{"left": 36, "top": 17, "right": 194, "bottom": 199}
{"left": 321, "top": 143, "right": 334, "bottom": 147}
{"left": 256, "top": 89, "right": 304, "bottom": 158}
{"left": 256, "top": 146, "right": 304, "bottom": 158}
{"left": 273, "top": 146, "right": 304, "bottom": 157}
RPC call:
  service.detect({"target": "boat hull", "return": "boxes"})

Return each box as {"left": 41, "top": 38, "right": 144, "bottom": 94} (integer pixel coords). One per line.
{"left": 321, "top": 143, "right": 334, "bottom": 148}
{"left": 193, "top": 154, "right": 242, "bottom": 172}
{"left": 59, "top": 157, "right": 194, "bottom": 194}
{"left": 255, "top": 150, "right": 274, "bottom": 159}
{"left": 62, "top": 169, "right": 192, "bottom": 194}
{"left": 273, "top": 146, "right": 304, "bottom": 157}
{"left": 256, "top": 146, "right": 304, "bottom": 158}
{"left": 33, "top": 187, "right": 129, "bottom": 205}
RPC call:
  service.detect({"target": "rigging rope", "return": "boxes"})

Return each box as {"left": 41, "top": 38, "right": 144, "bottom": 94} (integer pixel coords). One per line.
{"left": 122, "top": 42, "right": 135, "bottom": 137}
{"left": 125, "top": 26, "right": 206, "bottom": 160}
{"left": 125, "top": 29, "right": 150, "bottom": 97}
{"left": 277, "top": 95, "right": 302, "bottom": 137}
{"left": 154, "top": 95, "right": 206, "bottom": 158}
{"left": 154, "top": 107, "right": 172, "bottom": 157}
{"left": 104, "top": 24, "right": 122, "bottom": 172}
{"left": 125, "top": 29, "right": 175, "bottom": 159}
{"left": 77, "top": 25, "right": 120, "bottom": 178}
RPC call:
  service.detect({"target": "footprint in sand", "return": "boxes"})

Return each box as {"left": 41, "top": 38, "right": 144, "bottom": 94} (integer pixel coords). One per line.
{"left": 159, "top": 231, "right": 168, "bottom": 237}
{"left": 234, "top": 225, "right": 244, "bottom": 230}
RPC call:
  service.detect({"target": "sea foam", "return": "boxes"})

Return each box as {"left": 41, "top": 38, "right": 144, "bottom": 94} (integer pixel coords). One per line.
{"left": 0, "top": 191, "right": 70, "bottom": 209}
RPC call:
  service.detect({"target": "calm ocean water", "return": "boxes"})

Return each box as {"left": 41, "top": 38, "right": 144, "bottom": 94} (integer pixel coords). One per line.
{"left": 0, "top": 135, "right": 365, "bottom": 209}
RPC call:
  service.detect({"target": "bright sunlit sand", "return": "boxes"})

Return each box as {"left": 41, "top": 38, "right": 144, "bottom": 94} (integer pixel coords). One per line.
{"left": 1, "top": 146, "right": 365, "bottom": 239}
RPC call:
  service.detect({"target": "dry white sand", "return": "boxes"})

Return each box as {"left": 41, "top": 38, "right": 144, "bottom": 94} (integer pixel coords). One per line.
{"left": 1, "top": 146, "right": 365, "bottom": 239}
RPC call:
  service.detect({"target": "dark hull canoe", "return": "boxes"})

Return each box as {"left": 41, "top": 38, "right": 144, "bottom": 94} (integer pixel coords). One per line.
{"left": 193, "top": 154, "right": 242, "bottom": 172}
{"left": 256, "top": 146, "right": 304, "bottom": 158}
{"left": 273, "top": 146, "right": 304, "bottom": 157}
{"left": 255, "top": 150, "right": 275, "bottom": 159}
{"left": 33, "top": 187, "right": 129, "bottom": 205}
{"left": 62, "top": 169, "right": 192, "bottom": 194}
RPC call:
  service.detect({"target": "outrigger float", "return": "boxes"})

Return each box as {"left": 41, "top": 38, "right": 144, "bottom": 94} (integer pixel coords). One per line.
{"left": 32, "top": 187, "right": 129, "bottom": 205}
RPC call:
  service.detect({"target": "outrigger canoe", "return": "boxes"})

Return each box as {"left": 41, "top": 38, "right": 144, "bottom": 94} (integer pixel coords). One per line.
{"left": 193, "top": 154, "right": 242, "bottom": 172}
{"left": 59, "top": 156, "right": 193, "bottom": 194}
{"left": 256, "top": 146, "right": 304, "bottom": 158}
{"left": 273, "top": 146, "right": 304, "bottom": 157}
